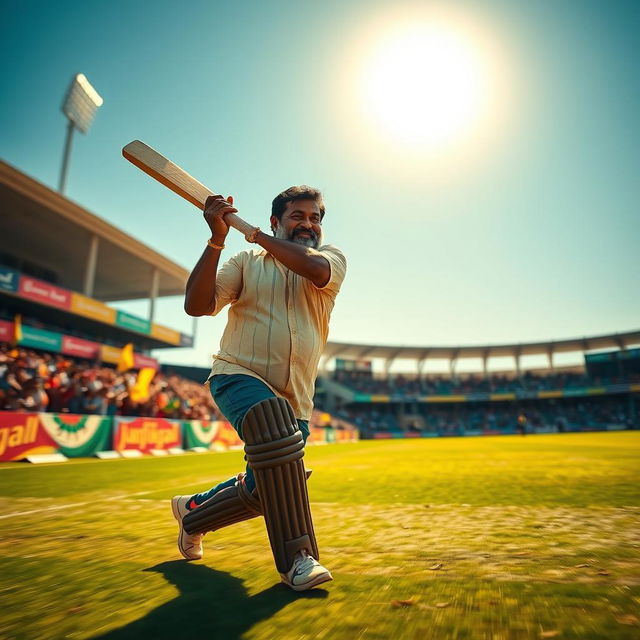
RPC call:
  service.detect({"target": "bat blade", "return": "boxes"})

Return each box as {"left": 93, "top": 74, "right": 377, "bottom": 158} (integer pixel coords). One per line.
{"left": 122, "top": 140, "right": 215, "bottom": 209}
{"left": 122, "top": 140, "right": 253, "bottom": 236}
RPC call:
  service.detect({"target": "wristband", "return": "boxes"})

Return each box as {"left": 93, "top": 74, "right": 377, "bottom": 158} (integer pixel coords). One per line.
{"left": 245, "top": 227, "right": 261, "bottom": 243}
{"left": 207, "top": 238, "right": 225, "bottom": 250}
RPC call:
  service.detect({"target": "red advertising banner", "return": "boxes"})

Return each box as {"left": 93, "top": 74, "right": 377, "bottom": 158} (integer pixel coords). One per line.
{"left": 0, "top": 413, "right": 58, "bottom": 461}
{"left": 19, "top": 276, "right": 71, "bottom": 310}
{"left": 0, "top": 320, "right": 12, "bottom": 342}
{"left": 133, "top": 353, "right": 159, "bottom": 370}
{"left": 61, "top": 336, "right": 101, "bottom": 359}
{"left": 113, "top": 417, "right": 182, "bottom": 453}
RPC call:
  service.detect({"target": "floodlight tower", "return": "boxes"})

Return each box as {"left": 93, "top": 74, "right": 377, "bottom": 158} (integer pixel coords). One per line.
{"left": 58, "top": 73, "right": 103, "bottom": 194}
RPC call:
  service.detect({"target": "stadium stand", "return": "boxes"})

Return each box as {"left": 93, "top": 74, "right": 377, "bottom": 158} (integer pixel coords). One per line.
{"left": 0, "top": 159, "right": 193, "bottom": 358}
{"left": 0, "top": 344, "right": 219, "bottom": 420}
{"left": 315, "top": 337, "right": 640, "bottom": 437}
{"left": 334, "top": 396, "right": 634, "bottom": 437}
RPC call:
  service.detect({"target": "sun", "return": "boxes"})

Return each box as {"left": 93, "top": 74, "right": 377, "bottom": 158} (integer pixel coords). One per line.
{"left": 359, "top": 19, "right": 496, "bottom": 150}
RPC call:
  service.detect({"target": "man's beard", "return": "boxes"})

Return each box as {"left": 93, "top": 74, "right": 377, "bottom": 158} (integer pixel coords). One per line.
{"left": 274, "top": 223, "right": 322, "bottom": 248}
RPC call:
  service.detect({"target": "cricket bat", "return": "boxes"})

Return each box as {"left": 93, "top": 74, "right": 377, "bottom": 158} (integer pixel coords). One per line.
{"left": 122, "top": 140, "right": 255, "bottom": 237}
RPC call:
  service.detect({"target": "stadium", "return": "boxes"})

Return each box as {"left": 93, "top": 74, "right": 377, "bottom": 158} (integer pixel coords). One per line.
{"left": 2, "top": 2, "right": 640, "bottom": 638}
{"left": 1, "top": 160, "right": 638, "bottom": 638}
{"left": 2, "top": 159, "right": 637, "bottom": 455}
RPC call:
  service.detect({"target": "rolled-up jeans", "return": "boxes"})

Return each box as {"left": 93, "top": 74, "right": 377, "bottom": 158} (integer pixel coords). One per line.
{"left": 188, "top": 374, "right": 309, "bottom": 506}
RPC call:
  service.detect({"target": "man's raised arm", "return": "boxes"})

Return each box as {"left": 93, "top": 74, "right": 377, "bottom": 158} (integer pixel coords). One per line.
{"left": 184, "top": 195, "right": 236, "bottom": 316}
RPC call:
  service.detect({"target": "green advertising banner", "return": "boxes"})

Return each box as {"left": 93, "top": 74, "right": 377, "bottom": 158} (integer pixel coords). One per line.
{"left": 0, "top": 413, "right": 113, "bottom": 459}
{"left": 20, "top": 326, "right": 63, "bottom": 352}
{"left": 116, "top": 310, "right": 150, "bottom": 334}
{"left": 184, "top": 420, "right": 217, "bottom": 448}
{"left": 38, "top": 413, "right": 112, "bottom": 457}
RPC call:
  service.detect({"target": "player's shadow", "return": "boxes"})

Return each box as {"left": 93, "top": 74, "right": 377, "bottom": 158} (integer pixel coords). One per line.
{"left": 92, "top": 560, "right": 328, "bottom": 640}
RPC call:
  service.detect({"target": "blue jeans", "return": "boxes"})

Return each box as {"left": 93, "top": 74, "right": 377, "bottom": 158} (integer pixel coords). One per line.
{"left": 189, "top": 374, "right": 309, "bottom": 506}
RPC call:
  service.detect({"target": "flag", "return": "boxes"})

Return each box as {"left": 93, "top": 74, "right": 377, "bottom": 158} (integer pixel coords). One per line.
{"left": 117, "top": 343, "right": 135, "bottom": 373}
{"left": 13, "top": 314, "right": 22, "bottom": 344}
{"left": 130, "top": 367, "right": 156, "bottom": 403}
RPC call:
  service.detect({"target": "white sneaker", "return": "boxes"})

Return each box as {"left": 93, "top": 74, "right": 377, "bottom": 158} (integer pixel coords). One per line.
{"left": 280, "top": 550, "right": 333, "bottom": 591}
{"left": 171, "top": 496, "right": 203, "bottom": 560}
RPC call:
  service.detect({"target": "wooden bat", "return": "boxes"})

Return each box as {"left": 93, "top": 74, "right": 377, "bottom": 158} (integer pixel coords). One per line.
{"left": 122, "top": 140, "right": 255, "bottom": 237}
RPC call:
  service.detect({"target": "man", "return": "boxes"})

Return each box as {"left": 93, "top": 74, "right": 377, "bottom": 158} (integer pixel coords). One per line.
{"left": 172, "top": 186, "right": 346, "bottom": 591}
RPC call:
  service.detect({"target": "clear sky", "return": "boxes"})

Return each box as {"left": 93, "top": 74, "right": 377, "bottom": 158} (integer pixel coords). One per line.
{"left": 1, "top": 0, "right": 638, "bottom": 372}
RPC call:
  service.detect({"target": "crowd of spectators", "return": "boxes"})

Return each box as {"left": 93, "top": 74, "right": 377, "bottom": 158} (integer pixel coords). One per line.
{"left": 332, "top": 369, "right": 637, "bottom": 396}
{"left": 2, "top": 344, "right": 636, "bottom": 436}
{"left": 337, "top": 395, "right": 635, "bottom": 436}
{"left": 0, "top": 344, "right": 220, "bottom": 420}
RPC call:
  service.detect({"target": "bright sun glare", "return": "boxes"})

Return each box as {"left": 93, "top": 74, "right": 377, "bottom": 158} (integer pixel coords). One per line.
{"left": 361, "top": 20, "right": 495, "bottom": 150}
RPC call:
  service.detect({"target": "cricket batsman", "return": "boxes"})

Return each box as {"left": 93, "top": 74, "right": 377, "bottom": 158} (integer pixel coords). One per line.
{"left": 172, "top": 186, "right": 346, "bottom": 591}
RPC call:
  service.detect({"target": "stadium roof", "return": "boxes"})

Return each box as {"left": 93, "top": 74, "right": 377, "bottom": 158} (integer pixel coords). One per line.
{"left": 0, "top": 159, "right": 188, "bottom": 302}
{"left": 323, "top": 329, "right": 640, "bottom": 364}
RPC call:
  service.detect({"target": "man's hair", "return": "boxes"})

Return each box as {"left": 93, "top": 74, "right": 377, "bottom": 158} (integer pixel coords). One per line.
{"left": 271, "top": 186, "right": 325, "bottom": 222}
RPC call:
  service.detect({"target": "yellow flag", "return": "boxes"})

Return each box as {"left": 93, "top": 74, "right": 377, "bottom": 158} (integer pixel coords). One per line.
{"left": 130, "top": 367, "right": 156, "bottom": 403}
{"left": 13, "top": 314, "right": 22, "bottom": 344}
{"left": 117, "top": 343, "right": 135, "bottom": 372}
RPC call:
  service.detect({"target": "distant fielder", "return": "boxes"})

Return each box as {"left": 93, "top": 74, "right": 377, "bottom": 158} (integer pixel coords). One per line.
{"left": 172, "top": 186, "right": 346, "bottom": 591}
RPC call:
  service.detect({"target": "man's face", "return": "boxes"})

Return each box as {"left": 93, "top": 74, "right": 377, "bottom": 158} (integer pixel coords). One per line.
{"left": 271, "top": 199, "right": 323, "bottom": 248}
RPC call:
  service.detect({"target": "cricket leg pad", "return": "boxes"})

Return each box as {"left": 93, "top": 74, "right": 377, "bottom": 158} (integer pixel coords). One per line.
{"left": 182, "top": 469, "right": 312, "bottom": 536}
{"left": 182, "top": 472, "right": 262, "bottom": 536}
{"left": 242, "top": 396, "right": 319, "bottom": 574}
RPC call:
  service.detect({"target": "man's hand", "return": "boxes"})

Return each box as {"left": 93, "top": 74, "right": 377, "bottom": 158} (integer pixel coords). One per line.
{"left": 204, "top": 195, "right": 237, "bottom": 241}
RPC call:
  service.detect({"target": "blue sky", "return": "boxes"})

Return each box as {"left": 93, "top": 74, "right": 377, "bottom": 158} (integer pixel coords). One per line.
{"left": 1, "top": 0, "right": 638, "bottom": 371}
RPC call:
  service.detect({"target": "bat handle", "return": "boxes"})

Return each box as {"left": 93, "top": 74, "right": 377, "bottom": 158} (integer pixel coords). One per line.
{"left": 224, "top": 212, "right": 260, "bottom": 238}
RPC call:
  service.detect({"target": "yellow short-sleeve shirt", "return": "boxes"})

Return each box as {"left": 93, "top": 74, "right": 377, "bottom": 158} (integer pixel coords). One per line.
{"left": 206, "top": 245, "right": 347, "bottom": 420}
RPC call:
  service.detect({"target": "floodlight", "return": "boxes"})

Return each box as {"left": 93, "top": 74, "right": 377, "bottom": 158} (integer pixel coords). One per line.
{"left": 61, "top": 73, "right": 103, "bottom": 134}
{"left": 58, "top": 73, "right": 103, "bottom": 193}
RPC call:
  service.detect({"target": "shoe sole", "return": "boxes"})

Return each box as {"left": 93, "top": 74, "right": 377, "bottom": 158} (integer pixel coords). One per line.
{"left": 282, "top": 570, "right": 333, "bottom": 592}
{"left": 171, "top": 497, "right": 202, "bottom": 561}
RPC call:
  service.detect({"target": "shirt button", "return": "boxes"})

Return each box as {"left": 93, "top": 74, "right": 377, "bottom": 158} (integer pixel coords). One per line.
{"left": 292, "top": 329, "right": 297, "bottom": 335}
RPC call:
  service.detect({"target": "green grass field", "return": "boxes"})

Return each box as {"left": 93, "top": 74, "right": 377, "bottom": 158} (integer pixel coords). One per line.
{"left": 0, "top": 432, "right": 638, "bottom": 640}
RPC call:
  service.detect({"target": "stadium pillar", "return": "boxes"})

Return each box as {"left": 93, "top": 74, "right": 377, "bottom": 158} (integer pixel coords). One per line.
{"left": 449, "top": 356, "right": 458, "bottom": 381}
{"left": 83, "top": 234, "right": 99, "bottom": 296}
{"left": 417, "top": 357, "right": 427, "bottom": 383}
{"left": 547, "top": 348, "right": 555, "bottom": 371}
{"left": 482, "top": 349, "right": 490, "bottom": 379}
{"left": 515, "top": 348, "right": 522, "bottom": 379}
{"left": 148, "top": 267, "right": 159, "bottom": 323}
{"left": 384, "top": 357, "right": 393, "bottom": 376}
